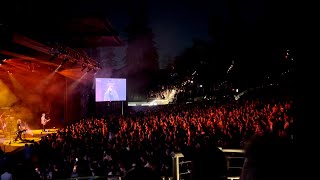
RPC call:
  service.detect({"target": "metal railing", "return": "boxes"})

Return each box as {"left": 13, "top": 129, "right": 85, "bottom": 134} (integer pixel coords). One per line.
{"left": 172, "top": 148, "right": 245, "bottom": 180}
{"left": 223, "top": 148, "right": 245, "bottom": 179}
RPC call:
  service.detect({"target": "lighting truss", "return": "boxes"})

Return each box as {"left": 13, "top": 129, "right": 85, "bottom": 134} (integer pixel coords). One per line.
{"left": 49, "top": 43, "right": 101, "bottom": 71}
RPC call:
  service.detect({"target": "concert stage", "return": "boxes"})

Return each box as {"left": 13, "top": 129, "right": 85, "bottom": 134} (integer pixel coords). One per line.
{"left": 0, "top": 128, "right": 58, "bottom": 153}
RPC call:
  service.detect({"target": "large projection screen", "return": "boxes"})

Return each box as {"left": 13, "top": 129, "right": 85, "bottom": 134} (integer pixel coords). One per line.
{"left": 95, "top": 78, "right": 126, "bottom": 102}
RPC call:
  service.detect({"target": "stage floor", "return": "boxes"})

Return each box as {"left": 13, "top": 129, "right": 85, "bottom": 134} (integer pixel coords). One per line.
{"left": 0, "top": 128, "right": 58, "bottom": 153}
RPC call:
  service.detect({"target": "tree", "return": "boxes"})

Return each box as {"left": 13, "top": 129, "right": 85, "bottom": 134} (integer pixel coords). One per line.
{"left": 122, "top": 1, "right": 159, "bottom": 100}
{"left": 123, "top": 1, "right": 159, "bottom": 75}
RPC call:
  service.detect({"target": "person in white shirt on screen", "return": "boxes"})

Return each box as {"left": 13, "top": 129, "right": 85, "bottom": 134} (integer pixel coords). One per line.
{"left": 104, "top": 83, "right": 119, "bottom": 101}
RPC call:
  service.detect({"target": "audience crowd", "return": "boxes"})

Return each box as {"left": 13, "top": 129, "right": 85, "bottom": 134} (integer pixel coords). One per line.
{"left": 0, "top": 98, "right": 294, "bottom": 179}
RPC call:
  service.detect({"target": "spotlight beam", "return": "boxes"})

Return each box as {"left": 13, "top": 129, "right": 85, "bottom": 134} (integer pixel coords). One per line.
{"left": 0, "top": 50, "right": 58, "bottom": 67}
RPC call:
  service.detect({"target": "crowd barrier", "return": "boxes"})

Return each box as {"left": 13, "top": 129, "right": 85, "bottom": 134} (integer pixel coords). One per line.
{"left": 173, "top": 148, "right": 245, "bottom": 180}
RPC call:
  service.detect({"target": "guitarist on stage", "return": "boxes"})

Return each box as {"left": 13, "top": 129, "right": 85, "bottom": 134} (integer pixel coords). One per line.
{"left": 41, "top": 113, "right": 50, "bottom": 132}
{"left": 14, "top": 119, "right": 24, "bottom": 142}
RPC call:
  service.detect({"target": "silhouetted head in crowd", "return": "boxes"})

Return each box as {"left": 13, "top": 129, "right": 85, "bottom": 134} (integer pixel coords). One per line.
{"left": 240, "top": 133, "right": 293, "bottom": 180}
{"left": 192, "top": 144, "right": 228, "bottom": 180}
{"left": 124, "top": 167, "right": 161, "bottom": 180}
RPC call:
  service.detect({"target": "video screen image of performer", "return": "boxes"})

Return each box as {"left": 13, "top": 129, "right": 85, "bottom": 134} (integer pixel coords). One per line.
{"left": 104, "top": 83, "right": 119, "bottom": 101}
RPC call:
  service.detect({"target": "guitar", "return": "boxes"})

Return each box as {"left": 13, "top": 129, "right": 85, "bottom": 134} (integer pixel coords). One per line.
{"left": 41, "top": 119, "right": 50, "bottom": 125}
{"left": 16, "top": 129, "right": 26, "bottom": 135}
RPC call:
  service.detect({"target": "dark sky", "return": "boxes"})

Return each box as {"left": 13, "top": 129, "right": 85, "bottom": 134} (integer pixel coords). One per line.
{"left": 1, "top": 0, "right": 294, "bottom": 69}
{"left": 105, "top": 0, "right": 293, "bottom": 69}
{"left": 149, "top": 1, "right": 212, "bottom": 68}
{"left": 107, "top": 0, "right": 222, "bottom": 68}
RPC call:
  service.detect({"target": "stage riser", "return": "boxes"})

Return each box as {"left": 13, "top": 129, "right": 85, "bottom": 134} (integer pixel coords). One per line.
{"left": 0, "top": 129, "right": 57, "bottom": 153}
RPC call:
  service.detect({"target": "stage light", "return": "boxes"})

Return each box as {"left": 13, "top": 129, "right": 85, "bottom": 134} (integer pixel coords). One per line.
{"left": 81, "top": 64, "right": 86, "bottom": 71}
{"left": 49, "top": 53, "right": 59, "bottom": 61}
{"left": 61, "top": 58, "right": 69, "bottom": 66}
